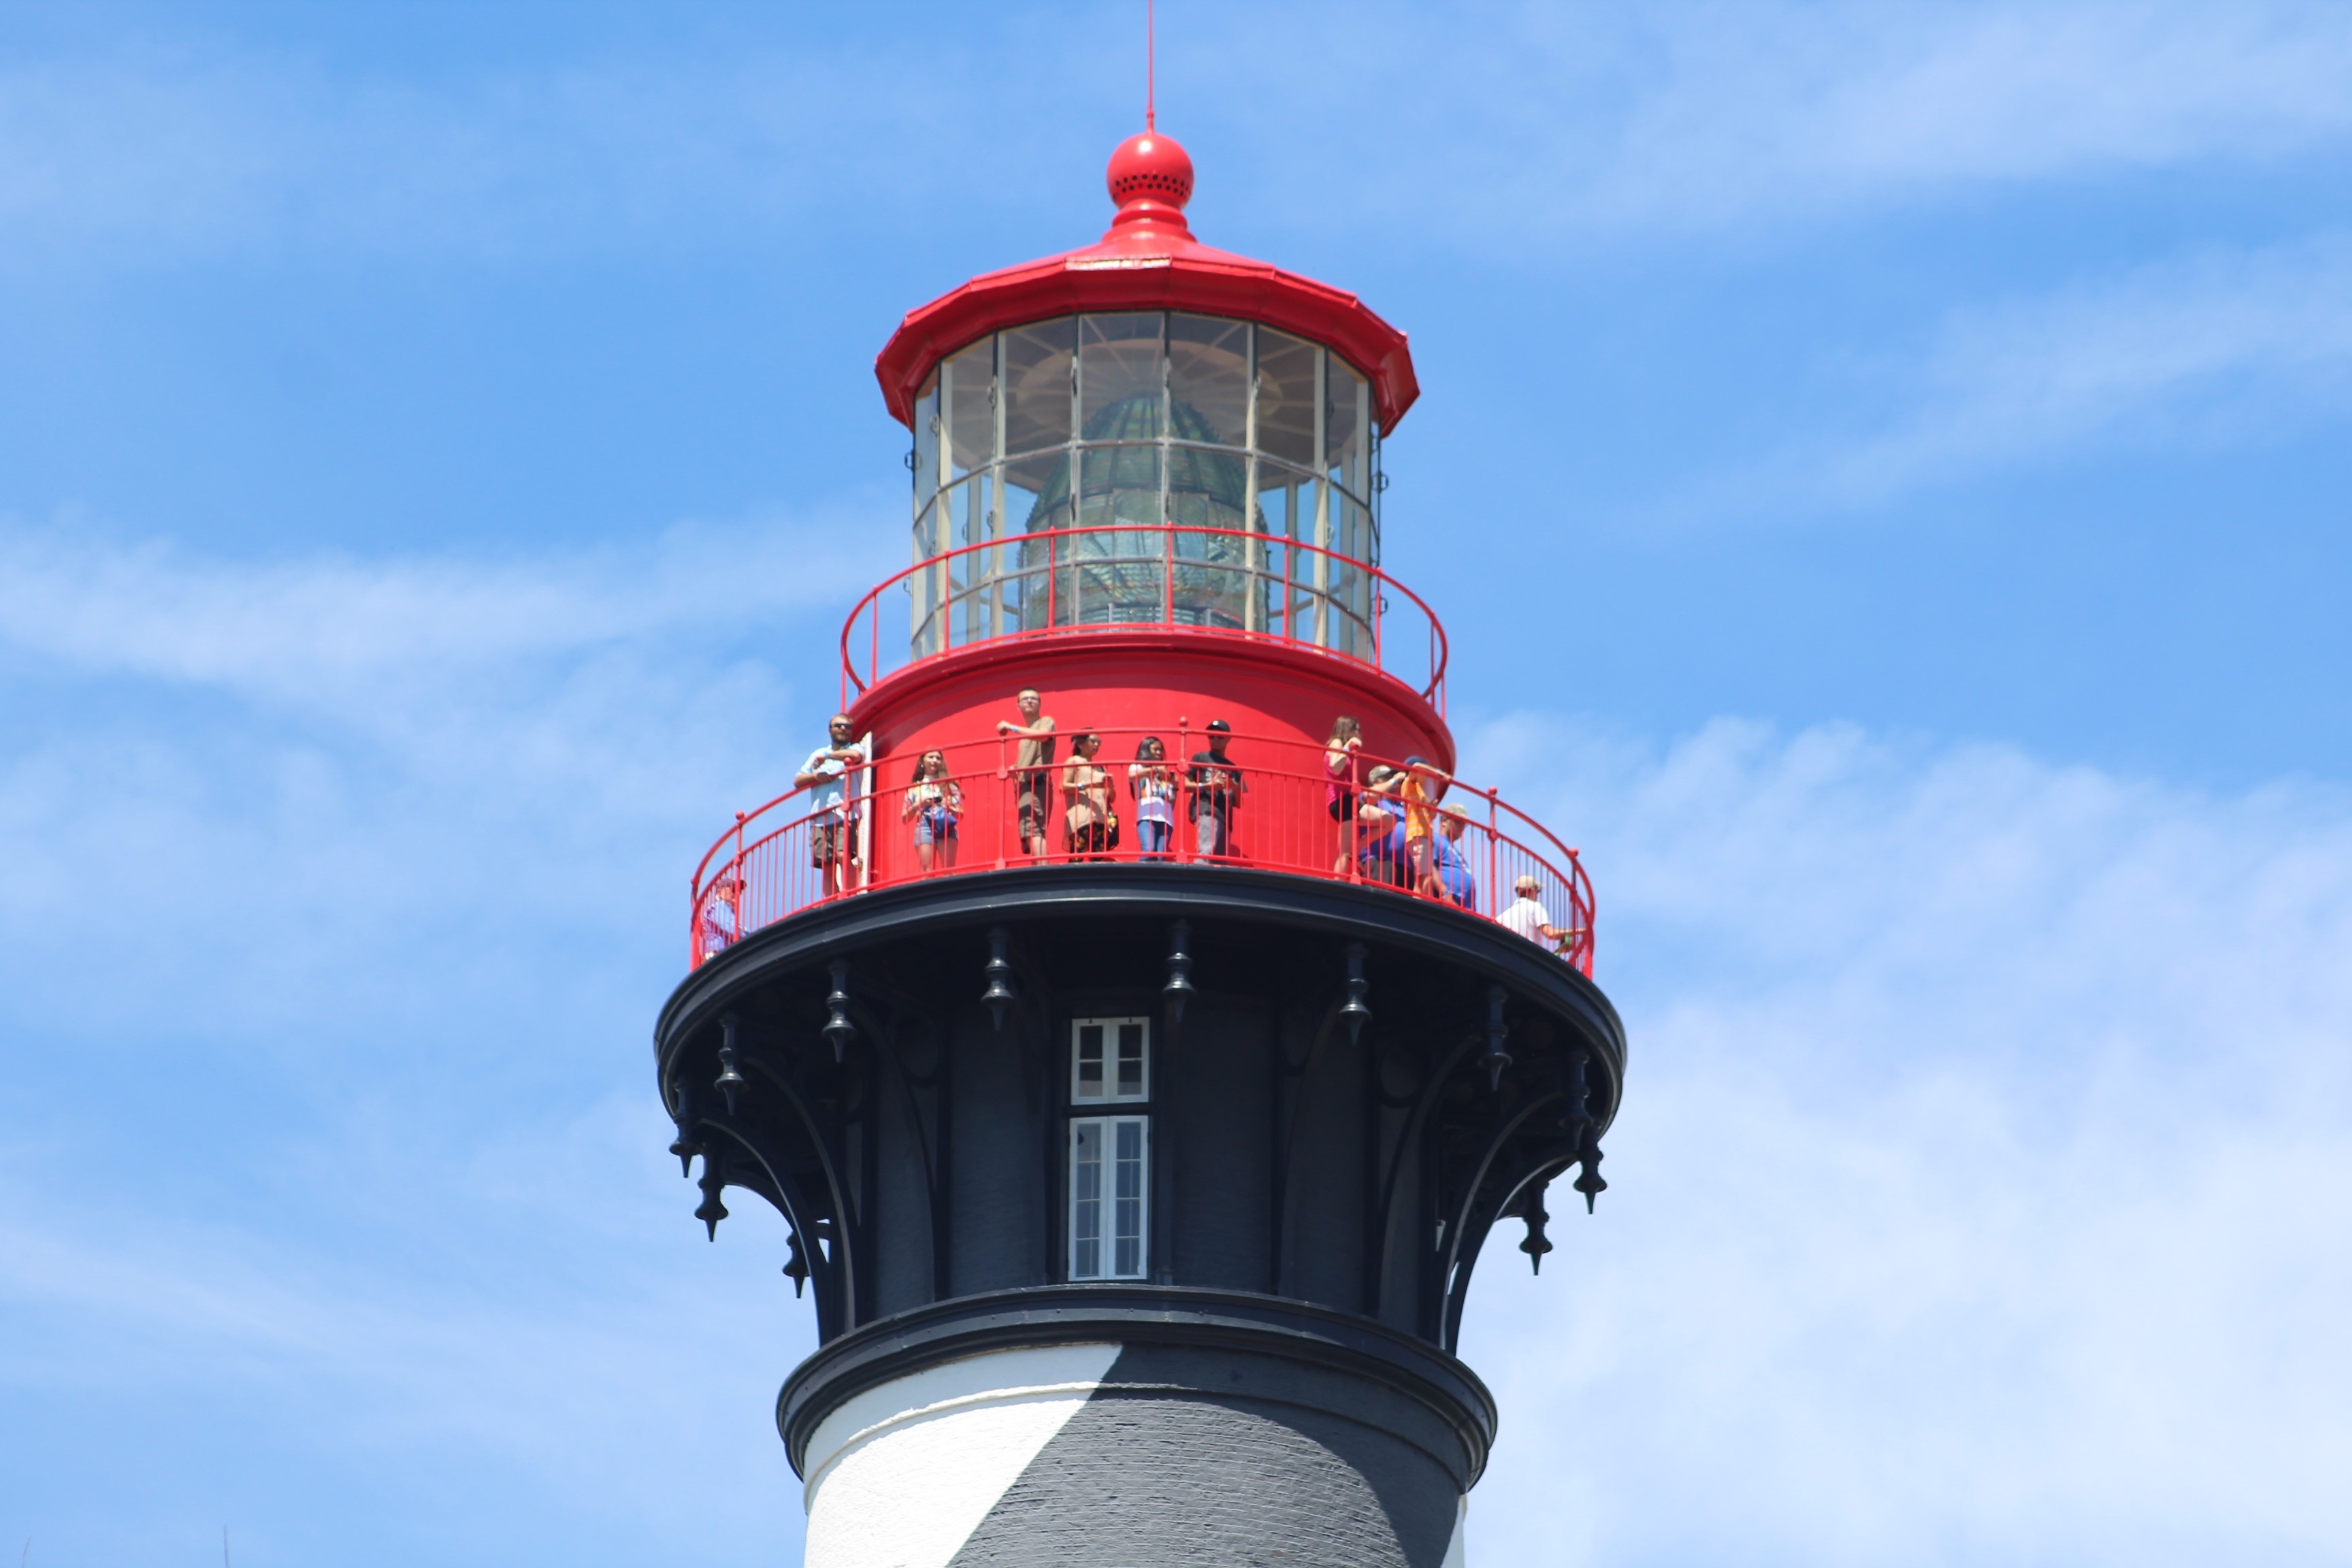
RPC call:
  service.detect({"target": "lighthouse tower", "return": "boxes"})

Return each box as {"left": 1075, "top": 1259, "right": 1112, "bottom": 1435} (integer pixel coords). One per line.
{"left": 656, "top": 128, "right": 1623, "bottom": 1568}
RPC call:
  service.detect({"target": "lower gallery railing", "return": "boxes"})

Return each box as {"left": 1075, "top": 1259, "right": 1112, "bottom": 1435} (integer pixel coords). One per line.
{"left": 689, "top": 728, "right": 1595, "bottom": 978}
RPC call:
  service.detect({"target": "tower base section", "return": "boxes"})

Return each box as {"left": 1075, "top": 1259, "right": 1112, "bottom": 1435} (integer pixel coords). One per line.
{"left": 787, "top": 1288, "right": 1487, "bottom": 1568}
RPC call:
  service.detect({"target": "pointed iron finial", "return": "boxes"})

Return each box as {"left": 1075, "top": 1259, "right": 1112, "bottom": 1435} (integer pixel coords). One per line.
{"left": 695, "top": 1156, "right": 729, "bottom": 1240}
{"left": 1563, "top": 1049, "right": 1607, "bottom": 1212}
{"left": 1520, "top": 1185, "right": 1554, "bottom": 1275}
{"left": 668, "top": 1083, "right": 702, "bottom": 1177}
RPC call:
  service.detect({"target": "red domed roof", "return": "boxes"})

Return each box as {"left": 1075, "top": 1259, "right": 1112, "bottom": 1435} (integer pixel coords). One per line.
{"left": 875, "top": 130, "right": 1420, "bottom": 434}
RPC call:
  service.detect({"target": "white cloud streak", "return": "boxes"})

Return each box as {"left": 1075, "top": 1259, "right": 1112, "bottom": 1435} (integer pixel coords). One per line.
{"left": 1456, "top": 716, "right": 2352, "bottom": 1566}
{"left": 1829, "top": 231, "right": 2352, "bottom": 495}
{"left": 3, "top": 2, "right": 2349, "bottom": 265}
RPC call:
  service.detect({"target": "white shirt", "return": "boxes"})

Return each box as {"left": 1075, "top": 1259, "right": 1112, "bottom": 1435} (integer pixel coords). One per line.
{"left": 1499, "top": 896, "right": 1552, "bottom": 943}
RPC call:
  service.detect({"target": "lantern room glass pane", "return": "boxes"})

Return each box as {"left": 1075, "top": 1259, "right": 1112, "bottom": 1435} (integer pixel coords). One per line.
{"left": 1079, "top": 312, "right": 1164, "bottom": 437}
{"left": 1168, "top": 314, "right": 1248, "bottom": 450}
{"left": 946, "top": 339, "right": 997, "bottom": 478}
{"left": 1002, "top": 317, "right": 1075, "bottom": 462}
{"left": 1253, "top": 328, "right": 1318, "bottom": 473}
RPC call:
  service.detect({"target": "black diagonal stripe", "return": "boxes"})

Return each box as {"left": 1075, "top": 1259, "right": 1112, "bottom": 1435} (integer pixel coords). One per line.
{"left": 944, "top": 1343, "right": 1459, "bottom": 1567}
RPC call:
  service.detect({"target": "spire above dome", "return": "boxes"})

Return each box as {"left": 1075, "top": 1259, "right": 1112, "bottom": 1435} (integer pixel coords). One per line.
{"left": 874, "top": 129, "right": 1420, "bottom": 436}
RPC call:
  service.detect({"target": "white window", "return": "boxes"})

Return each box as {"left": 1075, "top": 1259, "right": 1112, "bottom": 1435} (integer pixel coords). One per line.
{"left": 1068, "top": 1115, "right": 1149, "bottom": 1280}
{"left": 1071, "top": 1017, "right": 1149, "bottom": 1105}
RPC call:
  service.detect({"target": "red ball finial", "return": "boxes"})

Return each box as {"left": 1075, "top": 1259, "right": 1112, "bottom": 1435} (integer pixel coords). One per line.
{"left": 1106, "top": 130, "right": 1194, "bottom": 229}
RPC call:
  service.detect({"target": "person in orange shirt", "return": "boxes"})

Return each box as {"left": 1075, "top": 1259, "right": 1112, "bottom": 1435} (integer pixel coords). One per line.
{"left": 1400, "top": 754, "right": 1452, "bottom": 898}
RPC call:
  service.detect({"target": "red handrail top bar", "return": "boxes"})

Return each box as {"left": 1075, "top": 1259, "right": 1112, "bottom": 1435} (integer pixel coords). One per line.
{"left": 838, "top": 522, "right": 1449, "bottom": 712}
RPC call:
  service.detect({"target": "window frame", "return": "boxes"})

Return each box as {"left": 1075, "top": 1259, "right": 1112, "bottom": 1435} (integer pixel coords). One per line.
{"left": 1067, "top": 1113, "right": 1152, "bottom": 1281}
{"left": 1069, "top": 1015, "right": 1151, "bottom": 1106}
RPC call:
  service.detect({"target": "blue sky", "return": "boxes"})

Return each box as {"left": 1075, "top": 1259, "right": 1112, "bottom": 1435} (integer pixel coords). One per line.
{"left": 1, "top": 3, "right": 2347, "bottom": 1565}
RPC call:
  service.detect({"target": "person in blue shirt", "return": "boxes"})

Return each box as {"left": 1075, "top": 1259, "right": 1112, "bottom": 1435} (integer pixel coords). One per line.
{"left": 1354, "top": 765, "right": 1411, "bottom": 889}
{"left": 1431, "top": 812, "right": 1477, "bottom": 909}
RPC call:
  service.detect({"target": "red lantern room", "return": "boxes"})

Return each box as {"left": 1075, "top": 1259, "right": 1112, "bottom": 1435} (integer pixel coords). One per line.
{"left": 659, "top": 125, "right": 1623, "bottom": 1568}
{"left": 847, "top": 128, "right": 1441, "bottom": 764}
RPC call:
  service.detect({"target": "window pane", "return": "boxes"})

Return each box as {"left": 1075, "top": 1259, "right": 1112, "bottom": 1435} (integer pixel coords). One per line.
{"left": 1071, "top": 1121, "right": 1103, "bottom": 1279}
{"left": 1115, "top": 1023, "right": 1145, "bottom": 1098}
{"left": 1002, "top": 318, "right": 1074, "bottom": 460}
{"left": 1324, "top": 356, "right": 1368, "bottom": 502}
{"left": 1252, "top": 329, "right": 1317, "bottom": 472}
{"left": 1079, "top": 312, "right": 1164, "bottom": 437}
{"left": 1167, "top": 314, "right": 1247, "bottom": 448}
{"left": 912, "top": 370, "right": 942, "bottom": 554}
{"left": 1075, "top": 1024, "right": 1105, "bottom": 1100}
{"left": 946, "top": 338, "right": 996, "bottom": 480}
{"left": 1112, "top": 1119, "right": 1145, "bottom": 1279}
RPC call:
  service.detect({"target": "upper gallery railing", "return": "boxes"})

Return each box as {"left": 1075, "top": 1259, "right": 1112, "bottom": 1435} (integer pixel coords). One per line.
{"left": 689, "top": 726, "right": 1591, "bottom": 977}
{"left": 839, "top": 523, "right": 1448, "bottom": 713}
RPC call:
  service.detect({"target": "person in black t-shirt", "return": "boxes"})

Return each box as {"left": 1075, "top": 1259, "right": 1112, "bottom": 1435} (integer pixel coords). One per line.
{"left": 1187, "top": 719, "right": 1246, "bottom": 858}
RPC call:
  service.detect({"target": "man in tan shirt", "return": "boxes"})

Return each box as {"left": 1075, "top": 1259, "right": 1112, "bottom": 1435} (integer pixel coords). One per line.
{"left": 996, "top": 687, "right": 1057, "bottom": 858}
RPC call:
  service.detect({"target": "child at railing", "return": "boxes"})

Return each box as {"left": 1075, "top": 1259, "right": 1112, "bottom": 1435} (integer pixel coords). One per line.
{"left": 901, "top": 749, "right": 963, "bottom": 872}
{"left": 1130, "top": 736, "right": 1177, "bottom": 860}
{"left": 698, "top": 870, "right": 741, "bottom": 964}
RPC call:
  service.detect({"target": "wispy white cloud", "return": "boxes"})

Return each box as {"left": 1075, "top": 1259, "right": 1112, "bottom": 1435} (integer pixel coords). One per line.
{"left": 1456, "top": 715, "right": 2352, "bottom": 1565}
{"left": 1826, "top": 231, "right": 2352, "bottom": 495}
{"left": 1210, "top": 0, "right": 2352, "bottom": 240}
{"left": 4, "top": 1, "right": 2348, "bottom": 267}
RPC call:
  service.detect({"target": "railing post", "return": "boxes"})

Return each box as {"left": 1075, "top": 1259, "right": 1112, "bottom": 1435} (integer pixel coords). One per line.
{"left": 1176, "top": 716, "right": 1191, "bottom": 864}
{"left": 1485, "top": 791, "right": 1498, "bottom": 921}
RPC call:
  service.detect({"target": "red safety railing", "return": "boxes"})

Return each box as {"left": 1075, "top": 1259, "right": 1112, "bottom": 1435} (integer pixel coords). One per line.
{"left": 838, "top": 523, "right": 1449, "bottom": 715}
{"left": 688, "top": 727, "right": 1593, "bottom": 979}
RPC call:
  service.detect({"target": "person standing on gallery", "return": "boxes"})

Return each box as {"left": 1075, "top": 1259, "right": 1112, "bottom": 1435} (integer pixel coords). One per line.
{"left": 1325, "top": 716, "right": 1363, "bottom": 873}
{"left": 1188, "top": 718, "right": 1246, "bottom": 860}
{"left": 996, "top": 686, "right": 1057, "bottom": 860}
{"left": 1130, "top": 735, "right": 1178, "bottom": 860}
{"left": 795, "top": 713, "right": 869, "bottom": 898}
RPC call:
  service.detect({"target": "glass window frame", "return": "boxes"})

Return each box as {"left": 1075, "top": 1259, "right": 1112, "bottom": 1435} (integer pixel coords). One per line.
{"left": 1071, "top": 1015, "right": 1151, "bottom": 1105}
{"left": 1068, "top": 1113, "right": 1151, "bottom": 1281}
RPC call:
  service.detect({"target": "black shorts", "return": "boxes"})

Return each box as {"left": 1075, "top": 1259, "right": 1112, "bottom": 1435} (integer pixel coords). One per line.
{"left": 1328, "top": 791, "right": 1356, "bottom": 822}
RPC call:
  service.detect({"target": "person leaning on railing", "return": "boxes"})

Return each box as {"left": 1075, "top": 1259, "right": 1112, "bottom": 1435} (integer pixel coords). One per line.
{"left": 795, "top": 713, "right": 868, "bottom": 898}
{"left": 996, "top": 686, "right": 1057, "bottom": 860}
{"left": 1356, "top": 764, "right": 1409, "bottom": 887}
{"left": 1431, "top": 811, "right": 1477, "bottom": 909}
{"left": 1499, "top": 874, "right": 1571, "bottom": 952}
